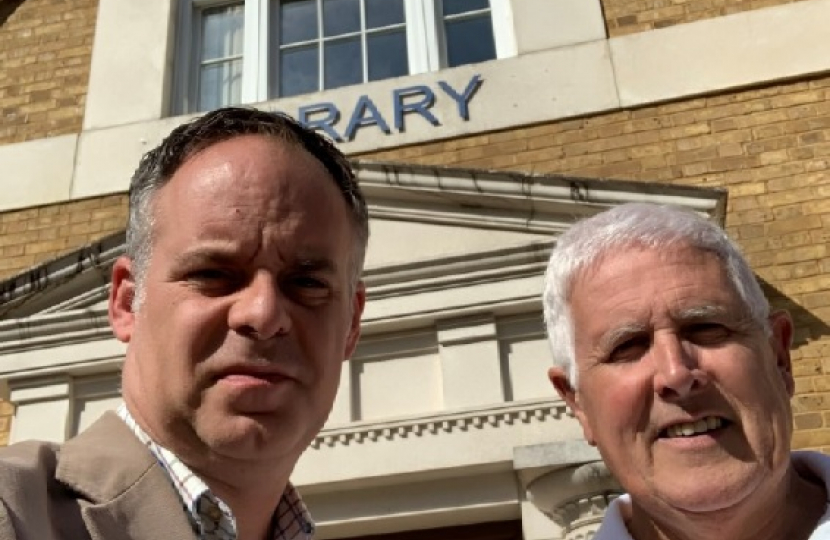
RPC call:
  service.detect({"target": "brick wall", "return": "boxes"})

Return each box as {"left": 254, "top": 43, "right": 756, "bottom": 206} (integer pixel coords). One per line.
{"left": 360, "top": 73, "right": 830, "bottom": 451}
{"left": 0, "top": 0, "right": 98, "bottom": 145}
{"left": 0, "top": 194, "right": 128, "bottom": 279}
{"left": 601, "top": 0, "right": 810, "bottom": 36}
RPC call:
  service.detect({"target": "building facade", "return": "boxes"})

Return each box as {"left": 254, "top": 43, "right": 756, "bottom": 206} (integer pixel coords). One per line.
{"left": 1, "top": 0, "right": 830, "bottom": 538}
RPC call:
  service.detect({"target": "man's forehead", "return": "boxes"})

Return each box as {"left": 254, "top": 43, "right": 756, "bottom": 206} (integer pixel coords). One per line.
{"left": 572, "top": 242, "right": 724, "bottom": 285}
{"left": 171, "top": 237, "right": 341, "bottom": 266}
{"left": 568, "top": 244, "right": 745, "bottom": 323}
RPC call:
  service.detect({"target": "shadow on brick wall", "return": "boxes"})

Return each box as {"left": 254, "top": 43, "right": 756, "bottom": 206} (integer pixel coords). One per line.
{"left": 761, "top": 277, "right": 830, "bottom": 348}
{"left": 0, "top": 0, "right": 24, "bottom": 26}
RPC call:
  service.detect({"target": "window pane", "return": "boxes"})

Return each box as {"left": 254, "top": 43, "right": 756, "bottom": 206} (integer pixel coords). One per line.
{"left": 445, "top": 15, "right": 495, "bottom": 67}
{"left": 324, "top": 37, "right": 362, "bottom": 90}
{"left": 199, "top": 59, "right": 243, "bottom": 111}
{"left": 201, "top": 4, "right": 244, "bottom": 61}
{"left": 279, "top": 45, "right": 319, "bottom": 97}
{"left": 367, "top": 30, "right": 408, "bottom": 81}
{"left": 323, "top": 0, "right": 360, "bottom": 37}
{"left": 280, "top": 0, "right": 318, "bottom": 44}
{"left": 366, "top": 0, "right": 404, "bottom": 29}
{"left": 442, "top": 0, "right": 489, "bottom": 16}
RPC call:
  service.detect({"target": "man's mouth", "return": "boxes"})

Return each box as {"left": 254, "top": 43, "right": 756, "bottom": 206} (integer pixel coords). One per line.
{"left": 221, "top": 372, "right": 288, "bottom": 384}
{"left": 661, "top": 416, "right": 728, "bottom": 439}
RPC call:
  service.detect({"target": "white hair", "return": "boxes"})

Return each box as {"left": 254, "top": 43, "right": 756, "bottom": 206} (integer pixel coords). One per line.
{"left": 542, "top": 202, "right": 770, "bottom": 388}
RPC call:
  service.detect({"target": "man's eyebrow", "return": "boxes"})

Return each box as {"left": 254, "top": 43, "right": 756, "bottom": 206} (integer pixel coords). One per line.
{"left": 294, "top": 256, "right": 337, "bottom": 273}
{"left": 172, "top": 246, "right": 240, "bottom": 267}
{"left": 671, "top": 305, "right": 728, "bottom": 322}
{"left": 597, "top": 323, "right": 648, "bottom": 352}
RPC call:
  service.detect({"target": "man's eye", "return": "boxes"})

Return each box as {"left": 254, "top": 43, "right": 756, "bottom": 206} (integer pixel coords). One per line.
{"left": 188, "top": 269, "right": 229, "bottom": 281}
{"left": 607, "top": 336, "right": 650, "bottom": 364}
{"left": 285, "top": 275, "right": 331, "bottom": 304}
{"left": 184, "top": 269, "right": 239, "bottom": 293}
{"left": 293, "top": 276, "right": 326, "bottom": 289}
{"left": 685, "top": 323, "right": 730, "bottom": 345}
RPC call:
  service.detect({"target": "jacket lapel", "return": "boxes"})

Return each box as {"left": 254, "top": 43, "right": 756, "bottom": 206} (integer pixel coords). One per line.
{"left": 56, "top": 411, "right": 198, "bottom": 540}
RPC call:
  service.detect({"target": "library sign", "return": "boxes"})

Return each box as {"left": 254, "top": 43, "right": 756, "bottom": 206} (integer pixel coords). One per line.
{"left": 265, "top": 74, "right": 482, "bottom": 143}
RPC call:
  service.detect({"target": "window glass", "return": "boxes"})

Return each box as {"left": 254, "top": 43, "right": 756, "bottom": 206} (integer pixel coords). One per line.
{"left": 440, "top": 0, "right": 495, "bottom": 68}
{"left": 201, "top": 4, "right": 244, "bottom": 60}
{"left": 442, "top": 0, "right": 489, "bottom": 16}
{"left": 324, "top": 37, "right": 363, "bottom": 90}
{"left": 279, "top": 45, "right": 319, "bottom": 96}
{"left": 280, "top": 0, "right": 318, "bottom": 44}
{"left": 181, "top": 0, "right": 507, "bottom": 110}
{"left": 272, "top": 0, "right": 411, "bottom": 97}
{"left": 366, "top": 0, "right": 404, "bottom": 29}
{"left": 199, "top": 59, "right": 243, "bottom": 110}
{"left": 368, "top": 30, "right": 408, "bottom": 81}
{"left": 198, "top": 4, "right": 244, "bottom": 111}
{"left": 445, "top": 14, "right": 495, "bottom": 67}
{"left": 323, "top": 0, "right": 360, "bottom": 37}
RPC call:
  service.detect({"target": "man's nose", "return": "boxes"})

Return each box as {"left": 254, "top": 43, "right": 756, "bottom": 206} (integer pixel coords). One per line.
{"left": 652, "top": 334, "right": 708, "bottom": 400}
{"left": 227, "top": 273, "right": 290, "bottom": 340}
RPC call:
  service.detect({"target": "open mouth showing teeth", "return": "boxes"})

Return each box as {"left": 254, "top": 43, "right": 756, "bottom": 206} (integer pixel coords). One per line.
{"left": 662, "top": 416, "right": 727, "bottom": 438}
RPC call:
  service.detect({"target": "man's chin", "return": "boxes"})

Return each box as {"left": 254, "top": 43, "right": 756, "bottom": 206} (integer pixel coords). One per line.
{"left": 649, "top": 473, "right": 761, "bottom": 516}
{"left": 194, "top": 413, "right": 304, "bottom": 461}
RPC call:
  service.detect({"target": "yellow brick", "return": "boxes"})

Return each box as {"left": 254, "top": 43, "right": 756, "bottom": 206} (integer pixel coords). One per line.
{"left": 802, "top": 197, "right": 830, "bottom": 215}
{"left": 793, "top": 429, "right": 830, "bottom": 450}
{"left": 766, "top": 215, "right": 824, "bottom": 235}
{"left": 0, "top": 0, "right": 97, "bottom": 144}
{"left": 780, "top": 273, "right": 830, "bottom": 295}
{"left": 795, "top": 412, "right": 824, "bottom": 430}
{"left": 794, "top": 358, "right": 823, "bottom": 377}
{"left": 0, "top": 401, "right": 14, "bottom": 416}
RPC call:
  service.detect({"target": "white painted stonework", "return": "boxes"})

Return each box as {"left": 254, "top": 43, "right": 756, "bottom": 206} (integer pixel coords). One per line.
{"left": 610, "top": 0, "right": 830, "bottom": 107}
{"left": 0, "top": 134, "right": 76, "bottom": 210}
{"left": 0, "top": 163, "right": 725, "bottom": 539}
{"left": 82, "top": 0, "right": 176, "bottom": 131}
{"left": 1, "top": 0, "right": 829, "bottom": 211}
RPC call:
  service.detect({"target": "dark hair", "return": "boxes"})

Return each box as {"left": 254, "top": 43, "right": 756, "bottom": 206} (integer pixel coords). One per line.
{"left": 126, "top": 107, "right": 369, "bottom": 297}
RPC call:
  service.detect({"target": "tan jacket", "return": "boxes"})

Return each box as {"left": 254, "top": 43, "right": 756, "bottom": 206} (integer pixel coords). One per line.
{"left": 0, "top": 411, "right": 197, "bottom": 540}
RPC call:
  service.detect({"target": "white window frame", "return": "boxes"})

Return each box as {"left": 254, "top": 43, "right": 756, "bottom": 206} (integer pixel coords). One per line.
{"left": 173, "top": 0, "right": 516, "bottom": 114}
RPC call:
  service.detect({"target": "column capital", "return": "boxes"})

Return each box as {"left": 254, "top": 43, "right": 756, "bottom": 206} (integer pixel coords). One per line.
{"left": 527, "top": 461, "right": 622, "bottom": 539}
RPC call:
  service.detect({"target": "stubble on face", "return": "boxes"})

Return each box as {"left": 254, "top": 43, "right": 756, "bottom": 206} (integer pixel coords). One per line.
{"left": 116, "top": 135, "right": 364, "bottom": 477}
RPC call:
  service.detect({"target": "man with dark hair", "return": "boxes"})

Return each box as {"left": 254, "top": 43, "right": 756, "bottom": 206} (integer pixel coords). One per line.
{"left": 0, "top": 107, "right": 369, "bottom": 540}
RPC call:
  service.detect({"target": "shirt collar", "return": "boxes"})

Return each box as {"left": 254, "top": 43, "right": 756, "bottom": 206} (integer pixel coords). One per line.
{"left": 117, "top": 404, "right": 315, "bottom": 540}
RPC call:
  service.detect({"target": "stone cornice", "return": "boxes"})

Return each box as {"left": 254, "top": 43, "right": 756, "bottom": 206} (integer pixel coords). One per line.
{"left": 0, "top": 232, "right": 123, "bottom": 318}
{"left": 310, "top": 398, "right": 568, "bottom": 449}
{"left": 0, "top": 307, "right": 111, "bottom": 353}
{"left": 355, "top": 160, "right": 727, "bottom": 229}
{"left": 365, "top": 242, "right": 552, "bottom": 298}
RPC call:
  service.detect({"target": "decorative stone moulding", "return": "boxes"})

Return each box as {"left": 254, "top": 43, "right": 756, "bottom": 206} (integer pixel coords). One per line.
{"left": 554, "top": 492, "right": 620, "bottom": 540}
{"left": 528, "top": 461, "right": 622, "bottom": 539}
{"left": 310, "top": 399, "right": 569, "bottom": 449}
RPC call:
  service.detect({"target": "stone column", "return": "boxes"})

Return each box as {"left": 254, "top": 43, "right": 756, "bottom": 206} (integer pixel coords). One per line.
{"left": 527, "top": 461, "right": 622, "bottom": 540}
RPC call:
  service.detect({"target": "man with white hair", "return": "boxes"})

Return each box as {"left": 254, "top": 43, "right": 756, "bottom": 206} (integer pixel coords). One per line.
{"left": 543, "top": 202, "right": 830, "bottom": 540}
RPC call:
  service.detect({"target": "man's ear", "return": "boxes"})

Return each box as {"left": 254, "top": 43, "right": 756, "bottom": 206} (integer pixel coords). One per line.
{"left": 548, "top": 366, "right": 595, "bottom": 445}
{"left": 343, "top": 281, "right": 366, "bottom": 360}
{"left": 768, "top": 310, "right": 794, "bottom": 397}
{"left": 109, "top": 256, "right": 137, "bottom": 344}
